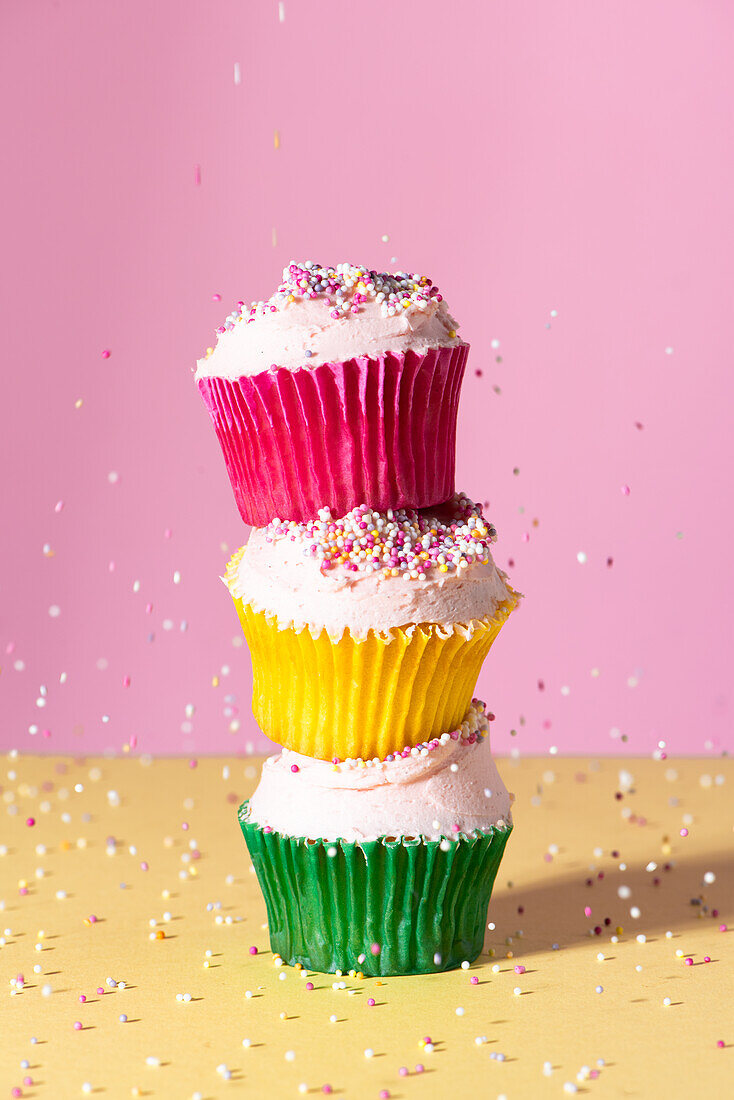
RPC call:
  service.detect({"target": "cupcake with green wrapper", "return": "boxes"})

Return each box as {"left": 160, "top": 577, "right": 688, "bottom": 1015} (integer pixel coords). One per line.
{"left": 239, "top": 701, "right": 512, "bottom": 975}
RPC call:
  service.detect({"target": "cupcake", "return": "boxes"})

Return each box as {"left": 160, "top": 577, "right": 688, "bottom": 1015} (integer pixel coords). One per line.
{"left": 239, "top": 701, "right": 512, "bottom": 976}
{"left": 225, "top": 493, "right": 518, "bottom": 761}
{"left": 195, "top": 262, "right": 468, "bottom": 526}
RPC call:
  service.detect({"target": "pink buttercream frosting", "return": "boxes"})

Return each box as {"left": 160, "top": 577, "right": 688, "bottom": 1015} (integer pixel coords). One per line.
{"left": 243, "top": 702, "right": 512, "bottom": 842}
{"left": 195, "top": 262, "right": 463, "bottom": 379}
{"left": 225, "top": 498, "right": 515, "bottom": 640}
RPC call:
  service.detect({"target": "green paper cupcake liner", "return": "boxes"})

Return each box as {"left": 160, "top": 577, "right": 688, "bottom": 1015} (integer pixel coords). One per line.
{"left": 238, "top": 801, "right": 512, "bottom": 976}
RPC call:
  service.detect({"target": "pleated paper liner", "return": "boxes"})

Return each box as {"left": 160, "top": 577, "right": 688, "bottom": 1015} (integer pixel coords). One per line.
{"left": 239, "top": 803, "right": 512, "bottom": 976}
{"left": 232, "top": 595, "right": 517, "bottom": 761}
{"left": 197, "top": 344, "right": 468, "bottom": 527}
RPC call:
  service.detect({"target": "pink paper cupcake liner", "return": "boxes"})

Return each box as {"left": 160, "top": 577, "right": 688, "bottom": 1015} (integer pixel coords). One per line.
{"left": 197, "top": 343, "right": 468, "bottom": 526}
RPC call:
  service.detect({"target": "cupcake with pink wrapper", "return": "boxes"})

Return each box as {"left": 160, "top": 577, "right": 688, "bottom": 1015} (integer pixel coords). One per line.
{"left": 195, "top": 262, "right": 468, "bottom": 526}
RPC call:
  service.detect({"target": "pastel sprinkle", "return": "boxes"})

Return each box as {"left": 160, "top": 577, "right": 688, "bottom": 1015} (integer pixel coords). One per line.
{"left": 210, "top": 263, "right": 453, "bottom": 339}
{"left": 257, "top": 493, "right": 499, "bottom": 582}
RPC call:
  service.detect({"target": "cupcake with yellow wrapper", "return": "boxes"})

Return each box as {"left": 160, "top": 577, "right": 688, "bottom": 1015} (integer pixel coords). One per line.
{"left": 224, "top": 492, "right": 519, "bottom": 761}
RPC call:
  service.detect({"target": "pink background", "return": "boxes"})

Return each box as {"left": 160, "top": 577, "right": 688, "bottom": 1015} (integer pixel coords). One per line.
{"left": 2, "top": 1, "right": 732, "bottom": 757}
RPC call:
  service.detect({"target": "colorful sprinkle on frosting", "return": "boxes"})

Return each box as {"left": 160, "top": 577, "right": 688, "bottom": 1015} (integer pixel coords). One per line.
{"left": 213, "top": 261, "right": 446, "bottom": 338}
{"left": 263, "top": 492, "right": 497, "bottom": 580}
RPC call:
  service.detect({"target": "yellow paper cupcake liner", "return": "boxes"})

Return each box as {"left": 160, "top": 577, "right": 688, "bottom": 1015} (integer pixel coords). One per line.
{"left": 231, "top": 592, "right": 516, "bottom": 762}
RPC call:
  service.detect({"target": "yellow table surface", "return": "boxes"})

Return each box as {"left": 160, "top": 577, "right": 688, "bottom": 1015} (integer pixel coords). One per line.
{"left": 1, "top": 754, "right": 731, "bottom": 1099}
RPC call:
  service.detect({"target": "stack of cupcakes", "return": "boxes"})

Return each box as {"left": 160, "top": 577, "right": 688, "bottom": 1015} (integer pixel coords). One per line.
{"left": 196, "top": 262, "right": 519, "bottom": 976}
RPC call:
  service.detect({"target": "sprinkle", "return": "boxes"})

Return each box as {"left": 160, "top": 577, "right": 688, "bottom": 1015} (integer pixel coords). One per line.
{"left": 253, "top": 494, "right": 501, "bottom": 592}
{"left": 210, "top": 264, "right": 453, "bottom": 349}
